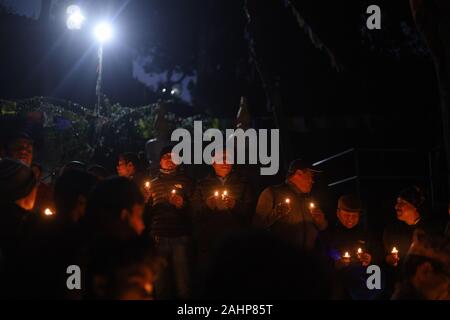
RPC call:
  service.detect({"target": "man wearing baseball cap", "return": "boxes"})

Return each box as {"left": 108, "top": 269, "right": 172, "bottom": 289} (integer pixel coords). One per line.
{"left": 252, "top": 158, "right": 327, "bottom": 250}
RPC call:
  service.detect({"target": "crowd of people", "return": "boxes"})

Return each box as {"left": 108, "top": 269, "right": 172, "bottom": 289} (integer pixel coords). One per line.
{"left": 0, "top": 132, "right": 449, "bottom": 300}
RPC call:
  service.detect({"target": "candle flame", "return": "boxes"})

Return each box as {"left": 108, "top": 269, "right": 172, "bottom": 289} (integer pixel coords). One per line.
{"left": 44, "top": 208, "right": 54, "bottom": 216}
{"left": 343, "top": 252, "right": 350, "bottom": 258}
{"left": 214, "top": 191, "right": 219, "bottom": 197}
{"left": 391, "top": 247, "right": 398, "bottom": 254}
{"left": 309, "top": 202, "right": 315, "bottom": 209}
{"left": 285, "top": 198, "right": 290, "bottom": 204}
{"left": 171, "top": 189, "right": 176, "bottom": 194}
{"left": 145, "top": 181, "right": 150, "bottom": 188}
{"left": 223, "top": 190, "right": 228, "bottom": 196}
{"left": 357, "top": 248, "right": 362, "bottom": 254}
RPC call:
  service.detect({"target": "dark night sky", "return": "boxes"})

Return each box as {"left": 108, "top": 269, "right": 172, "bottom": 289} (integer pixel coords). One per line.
{"left": 0, "top": 0, "right": 41, "bottom": 17}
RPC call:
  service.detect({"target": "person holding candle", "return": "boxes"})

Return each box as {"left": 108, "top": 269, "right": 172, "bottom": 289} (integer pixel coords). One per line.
{"left": 4, "top": 132, "right": 54, "bottom": 217}
{"left": 252, "top": 158, "right": 327, "bottom": 251}
{"left": 13, "top": 169, "right": 99, "bottom": 299}
{"left": 320, "top": 194, "right": 381, "bottom": 300}
{"left": 192, "top": 149, "right": 254, "bottom": 274}
{"left": 81, "top": 177, "right": 157, "bottom": 300}
{"left": 383, "top": 186, "right": 436, "bottom": 267}
{"left": 0, "top": 158, "right": 38, "bottom": 251}
{"left": 116, "top": 152, "right": 149, "bottom": 190}
{"left": 391, "top": 230, "right": 450, "bottom": 300}
{"left": 381, "top": 186, "right": 443, "bottom": 298}
{"left": 144, "top": 145, "right": 194, "bottom": 299}
{"left": 323, "top": 195, "right": 373, "bottom": 268}
{"left": 0, "top": 158, "right": 38, "bottom": 298}
{"left": 30, "top": 162, "right": 54, "bottom": 215}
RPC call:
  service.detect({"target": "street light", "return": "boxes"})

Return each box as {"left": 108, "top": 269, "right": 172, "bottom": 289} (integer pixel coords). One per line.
{"left": 93, "top": 22, "right": 113, "bottom": 116}
{"left": 94, "top": 22, "right": 113, "bottom": 43}
{"left": 66, "top": 5, "right": 115, "bottom": 117}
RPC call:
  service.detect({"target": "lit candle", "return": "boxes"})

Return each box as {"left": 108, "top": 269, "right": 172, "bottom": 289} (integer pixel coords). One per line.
{"left": 391, "top": 247, "right": 399, "bottom": 259}
{"left": 342, "top": 251, "right": 351, "bottom": 264}
{"left": 214, "top": 190, "right": 219, "bottom": 198}
{"left": 171, "top": 189, "right": 176, "bottom": 195}
{"left": 221, "top": 190, "right": 228, "bottom": 200}
{"left": 144, "top": 181, "right": 151, "bottom": 189}
{"left": 309, "top": 202, "right": 316, "bottom": 209}
{"left": 44, "top": 208, "right": 54, "bottom": 216}
{"left": 285, "top": 198, "right": 291, "bottom": 204}
{"left": 357, "top": 248, "right": 363, "bottom": 259}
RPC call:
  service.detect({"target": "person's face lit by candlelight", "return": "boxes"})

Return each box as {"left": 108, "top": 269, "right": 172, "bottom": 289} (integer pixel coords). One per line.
{"left": 160, "top": 152, "right": 177, "bottom": 171}
{"left": 212, "top": 151, "right": 233, "bottom": 178}
{"left": 8, "top": 138, "right": 33, "bottom": 166}
{"left": 117, "top": 157, "right": 136, "bottom": 178}
{"left": 395, "top": 197, "right": 420, "bottom": 225}
{"left": 289, "top": 169, "right": 314, "bottom": 193}
{"left": 337, "top": 209, "right": 360, "bottom": 229}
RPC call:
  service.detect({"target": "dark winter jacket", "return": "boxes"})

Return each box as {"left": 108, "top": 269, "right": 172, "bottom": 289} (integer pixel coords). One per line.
{"left": 146, "top": 170, "right": 194, "bottom": 238}
{"left": 252, "top": 181, "right": 320, "bottom": 250}
{"left": 192, "top": 171, "right": 254, "bottom": 257}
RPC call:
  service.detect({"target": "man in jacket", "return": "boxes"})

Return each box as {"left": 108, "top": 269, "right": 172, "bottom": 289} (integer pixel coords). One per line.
{"left": 253, "top": 158, "right": 328, "bottom": 250}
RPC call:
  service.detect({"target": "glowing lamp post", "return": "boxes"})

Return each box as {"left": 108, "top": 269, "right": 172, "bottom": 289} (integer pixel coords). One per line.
{"left": 93, "top": 22, "right": 113, "bottom": 116}
{"left": 66, "top": 5, "right": 114, "bottom": 117}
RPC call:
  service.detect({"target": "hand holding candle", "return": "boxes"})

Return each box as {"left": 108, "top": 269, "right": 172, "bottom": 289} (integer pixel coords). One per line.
{"left": 143, "top": 181, "right": 152, "bottom": 203}
{"left": 221, "top": 190, "right": 228, "bottom": 200}
{"left": 217, "top": 189, "right": 235, "bottom": 210}
{"left": 357, "top": 248, "right": 372, "bottom": 266}
{"left": 169, "top": 187, "right": 183, "bottom": 209}
{"left": 357, "top": 248, "right": 363, "bottom": 259}
{"left": 391, "top": 247, "right": 399, "bottom": 258}
{"left": 207, "top": 190, "right": 221, "bottom": 210}
{"left": 341, "top": 251, "right": 351, "bottom": 265}
{"left": 391, "top": 247, "right": 399, "bottom": 266}
{"left": 386, "top": 246, "right": 400, "bottom": 267}
{"left": 275, "top": 198, "right": 291, "bottom": 217}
